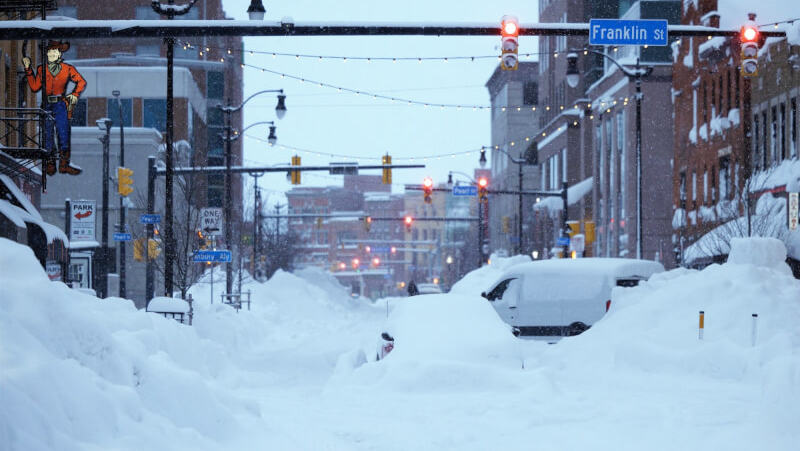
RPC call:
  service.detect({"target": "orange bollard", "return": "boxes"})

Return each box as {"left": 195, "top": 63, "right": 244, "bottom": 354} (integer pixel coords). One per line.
{"left": 699, "top": 311, "right": 705, "bottom": 340}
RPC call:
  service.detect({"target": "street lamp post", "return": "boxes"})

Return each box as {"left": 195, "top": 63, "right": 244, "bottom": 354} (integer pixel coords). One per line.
{"left": 219, "top": 91, "right": 286, "bottom": 295}
{"left": 96, "top": 118, "right": 112, "bottom": 298}
{"left": 112, "top": 90, "right": 127, "bottom": 298}
{"left": 478, "top": 145, "right": 537, "bottom": 255}
{"left": 151, "top": 0, "right": 199, "bottom": 297}
{"left": 567, "top": 50, "right": 652, "bottom": 260}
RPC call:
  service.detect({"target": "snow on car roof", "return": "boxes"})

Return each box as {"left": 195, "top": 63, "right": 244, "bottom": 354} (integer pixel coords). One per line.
{"left": 497, "top": 258, "right": 665, "bottom": 282}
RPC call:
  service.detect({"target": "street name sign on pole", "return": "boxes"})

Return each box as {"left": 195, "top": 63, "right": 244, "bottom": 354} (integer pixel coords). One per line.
{"left": 789, "top": 192, "right": 798, "bottom": 231}
{"left": 452, "top": 185, "right": 478, "bottom": 197}
{"left": 200, "top": 207, "right": 224, "bottom": 236}
{"left": 589, "top": 19, "right": 668, "bottom": 46}
{"left": 70, "top": 200, "right": 96, "bottom": 241}
{"left": 370, "top": 246, "right": 391, "bottom": 253}
{"left": 113, "top": 233, "right": 132, "bottom": 242}
{"left": 193, "top": 250, "right": 232, "bottom": 263}
{"left": 139, "top": 214, "right": 162, "bottom": 224}
{"left": 556, "top": 236, "right": 570, "bottom": 247}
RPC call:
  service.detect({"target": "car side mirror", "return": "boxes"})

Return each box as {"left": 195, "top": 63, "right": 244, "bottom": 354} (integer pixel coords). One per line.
{"left": 381, "top": 332, "right": 394, "bottom": 341}
{"left": 481, "top": 292, "right": 487, "bottom": 299}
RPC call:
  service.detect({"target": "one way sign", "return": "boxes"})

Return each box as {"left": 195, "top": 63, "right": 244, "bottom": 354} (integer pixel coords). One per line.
{"left": 200, "top": 208, "right": 223, "bottom": 236}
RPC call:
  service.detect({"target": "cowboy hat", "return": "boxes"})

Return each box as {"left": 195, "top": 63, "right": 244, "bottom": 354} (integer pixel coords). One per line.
{"left": 46, "top": 40, "right": 70, "bottom": 53}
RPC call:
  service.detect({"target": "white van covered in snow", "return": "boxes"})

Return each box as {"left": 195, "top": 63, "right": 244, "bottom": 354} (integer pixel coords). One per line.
{"left": 481, "top": 258, "right": 665, "bottom": 337}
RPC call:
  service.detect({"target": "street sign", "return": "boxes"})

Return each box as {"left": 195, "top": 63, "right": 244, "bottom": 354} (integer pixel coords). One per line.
{"left": 556, "top": 236, "right": 570, "bottom": 246}
{"left": 789, "top": 192, "right": 798, "bottom": 231}
{"left": 570, "top": 234, "right": 586, "bottom": 253}
{"left": 113, "top": 233, "right": 132, "bottom": 242}
{"left": 370, "top": 246, "right": 391, "bottom": 253}
{"left": 452, "top": 185, "right": 478, "bottom": 197}
{"left": 589, "top": 19, "right": 668, "bottom": 46}
{"left": 193, "top": 250, "right": 232, "bottom": 263}
{"left": 139, "top": 214, "right": 161, "bottom": 224}
{"left": 70, "top": 200, "right": 96, "bottom": 241}
{"left": 200, "top": 207, "right": 224, "bottom": 236}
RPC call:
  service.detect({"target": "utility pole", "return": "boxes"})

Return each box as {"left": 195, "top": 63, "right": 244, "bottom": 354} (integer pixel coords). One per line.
{"left": 113, "top": 90, "right": 126, "bottom": 298}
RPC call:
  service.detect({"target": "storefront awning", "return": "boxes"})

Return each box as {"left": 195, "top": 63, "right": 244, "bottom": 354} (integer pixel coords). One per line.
{"left": 0, "top": 174, "right": 69, "bottom": 245}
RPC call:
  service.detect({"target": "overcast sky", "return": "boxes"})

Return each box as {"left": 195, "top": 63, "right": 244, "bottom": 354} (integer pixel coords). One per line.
{"left": 219, "top": 0, "right": 541, "bottom": 203}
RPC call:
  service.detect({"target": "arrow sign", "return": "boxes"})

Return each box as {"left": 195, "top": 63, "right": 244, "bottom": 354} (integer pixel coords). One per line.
{"left": 200, "top": 208, "right": 224, "bottom": 237}
{"left": 74, "top": 210, "right": 92, "bottom": 220}
{"left": 193, "top": 250, "right": 232, "bottom": 263}
{"left": 70, "top": 200, "right": 96, "bottom": 242}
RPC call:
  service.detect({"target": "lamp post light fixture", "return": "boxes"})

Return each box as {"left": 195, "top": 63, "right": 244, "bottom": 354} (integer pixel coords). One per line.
{"left": 246, "top": 0, "right": 266, "bottom": 20}
{"left": 96, "top": 117, "right": 113, "bottom": 298}
{"left": 566, "top": 50, "right": 652, "bottom": 260}
{"left": 219, "top": 90, "right": 286, "bottom": 296}
{"left": 476, "top": 145, "right": 537, "bottom": 256}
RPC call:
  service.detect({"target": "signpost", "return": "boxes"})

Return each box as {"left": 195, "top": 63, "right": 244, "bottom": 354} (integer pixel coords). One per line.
{"left": 556, "top": 236, "right": 570, "bottom": 247}
{"left": 70, "top": 200, "right": 96, "bottom": 242}
{"left": 193, "top": 250, "right": 232, "bottom": 263}
{"left": 200, "top": 207, "right": 224, "bottom": 236}
{"left": 113, "top": 233, "right": 132, "bottom": 242}
{"left": 789, "top": 192, "right": 798, "bottom": 231}
{"left": 589, "top": 19, "right": 668, "bottom": 46}
{"left": 370, "top": 246, "right": 391, "bottom": 253}
{"left": 452, "top": 185, "right": 478, "bottom": 197}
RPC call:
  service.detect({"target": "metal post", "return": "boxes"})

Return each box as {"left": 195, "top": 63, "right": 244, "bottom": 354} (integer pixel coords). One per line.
{"left": 115, "top": 93, "right": 127, "bottom": 298}
{"left": 518, "top": 159, "right": 523, "bottom": 255}
{"left": 164, "top": 35, "right": 175, "bottom": 297}
{"left": 100, "top": 127, "right": 110, "bottom": 298}
{"left": 146, "top": 156, "right": 156, "bottom": 305}
{"left": 224, "top": 106, "right": 233, "bottom": 296}
{"left": 635, "top": 58, "right": 643, "bottom": 260}
{"left": 250, "top": 172, "right": 263, "bottom": 279}
{"left": 64, "top": 198, "right": 71, "bottom": 287}
{"left": 562, "top": 181, "right": 569, "bottom": 258}
{"left": 477, "top": 199, "right": 484, "bottom": 267}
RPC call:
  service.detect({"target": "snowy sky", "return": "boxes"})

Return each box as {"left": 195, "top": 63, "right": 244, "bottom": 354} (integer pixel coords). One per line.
{"left": 219, "top": 0, "right": 540, "bottom": 201}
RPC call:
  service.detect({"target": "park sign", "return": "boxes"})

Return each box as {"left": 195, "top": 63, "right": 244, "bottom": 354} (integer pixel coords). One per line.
{"left": 70, "top": 200, "right": 96, "bottom": 241}
{"left": 589, "top": 19, "right": 668, "bottom": 46}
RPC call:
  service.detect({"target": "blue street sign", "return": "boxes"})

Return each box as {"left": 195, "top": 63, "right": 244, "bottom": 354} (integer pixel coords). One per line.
{"left": 113, "top": 232, "right": 132, "bottom": 242}
{"left": 589, "top": 19, "right": 668, "bottom": 46}
{"left": 556, "top": 236, "right": 570, "bottom": 246}
{"left": 509, "top": 236, "right": 519, "bottom": 244}
{"left": 452, "top": 185, "right": 478, "bottom": 197}
{"left": 370, "top": 246, "right": 391, "bottom": 253}
{"left": 139, "top": 214, "right": 162, "bottom": 224}
{"left": 193, "top": 250, "right": 232, "bottom": 263}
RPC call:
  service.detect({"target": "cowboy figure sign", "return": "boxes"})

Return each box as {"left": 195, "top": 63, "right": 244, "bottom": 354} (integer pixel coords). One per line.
{"left": 22, "top": 40, "right": 86, "bottom": 176}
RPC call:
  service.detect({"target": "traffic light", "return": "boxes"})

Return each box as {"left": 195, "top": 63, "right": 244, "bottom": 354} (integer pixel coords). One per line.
{"left": 500, "top": 15, "right": 519, "bottom": 71}
{"left": 117, "top": 167, "right": 134, "bottom": 196}
{"left": 147, "top": 239, "right": 162, "bottom": 259}
{"left": 405, "top": 215, "right": 413, "bottom": 232}
{"left": 740, "top": 15, "right": 759, "bottom": 77}
{"left": 390, "top": 246, "right": 397, "bottom": 254}
{"left": 316, "top": 217, "right": 323, "bottom": 229}
{"left": 352, "top": 258, "right": 360, "bottom": 269}
{"left": 382, "top": 154, "right": 392, "bottom": 185}
{"left": 478, "top": 177, "right": 489, "bottom": 203}
{"left": 502, "top": 216, "right": 510, "bottom": 234}
{"left": 290, "top": 155, "right": 301, "bottom": 185}
{"left": 372, "top": 257, "right": 380, "bottom": 267}
{"left": 196, "top": 230, "right": 206, "bottom": 249}
{"left": 133, "top": 238, "right": 145, "bottom": 262}
{"left": 364, "top": 216, "right": 372, "bottom": 232}
{"left": 423, "top": 176, "right": 433, "bottom": 204}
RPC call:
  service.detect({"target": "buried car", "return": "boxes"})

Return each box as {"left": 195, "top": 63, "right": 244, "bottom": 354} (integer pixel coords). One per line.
{"left": 482, "top": 258, "right": 664, "bottom": 338}
{"left": 374, "top": 293, "right": 522, "bottom": 368}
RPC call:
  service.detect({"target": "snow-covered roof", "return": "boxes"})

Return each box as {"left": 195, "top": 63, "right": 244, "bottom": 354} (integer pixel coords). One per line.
{"left": 534, "top": 177, "right": 593, "bottom": 211}
{"left": 0, "top": 175, "right": 68, "bottom": 244}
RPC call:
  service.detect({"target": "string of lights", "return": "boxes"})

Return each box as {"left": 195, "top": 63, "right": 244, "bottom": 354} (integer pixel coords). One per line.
{"left": 760, "top": 17, "right": 800, "bottom": 28}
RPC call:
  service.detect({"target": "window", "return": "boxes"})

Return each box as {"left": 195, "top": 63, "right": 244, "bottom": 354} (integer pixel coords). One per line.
{"left": 679, "top": 171, "right": 686, "bottom": 202}
{"left": 703, "top": 170, "right": 708, "bottom": 203}
{"left": 692, "top": 171, "right": 697, "bottom": 202}
{"left": 771, "top": 106, "right": 778, "bottom": 163}
{"left": 753, "top": 114, "right": 760, "bottom": 167}
{"left": 135, "top": 6, "right": 160, "bottom": 20}
{"left": 143, "top": 99, "right": 167, "bottom": 132}
{"left": 780, "top": 103, "right": 786, "bottom": 160}
{"left": 792, "top": 97, "right": 797, "bottom": 158}
{"left": 561, "top": 148, "right": 567, "bottom": 183}
{"left": 762, "top": 111, "right": 768, "bottom": 167}
{"left": 726, "top": 71, "right": 731, "bottom": 113}
{"left": 107, "top": 98, "right": 132, "bottom": 128}
{"left": 735, "top": 70, "right": 740, "bottom": 108}
{"left": 617, "top": 112, "right": 625, "bottom": 219}
{"left": 523, "top": 82, "right": 538, "bottom": 105}
{"left": 207, "top": 71, "right": 224, "bottom": 100}
{"left": 719, "top": 157, "right": 730, "bottom": 201}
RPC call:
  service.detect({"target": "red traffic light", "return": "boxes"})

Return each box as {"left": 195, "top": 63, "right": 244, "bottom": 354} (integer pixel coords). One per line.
{"left": 478, "top": 177, "right": 488, "bottom": 188}
{"left": 405, "top": 216, "right": 413, "bottom": 225}
{"left": 741, "top": 25, "right": 758, "bottom": 42}
{"left": 501, "top": 15, "right": 519, "bottom": 36}
{"left": 372, "top": 257, "right": 381, "bottom": 266}
{"left": 352, "top": 258, "right": 360, "bottom": 267}
{"left": 423, "top": 177, "right": 433, "bottom": 188}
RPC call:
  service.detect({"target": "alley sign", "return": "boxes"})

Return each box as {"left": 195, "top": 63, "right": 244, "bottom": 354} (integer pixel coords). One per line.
{"left": 589, "top": 19, "right": 668, "bottom": 46}
{"left": 200, "top": 207, "right": 224, "bottom": 236}
{"left": 193, "top": 250, "right": 232, "bottom": 263}
{"left": 70, "top": 200, "right": 96, "bottom": 241}
{"left": 789, "top": 192, "right": 798, "bottom": 231}
{"left": 452, "top": 185, "right": 478, "bottom": 197}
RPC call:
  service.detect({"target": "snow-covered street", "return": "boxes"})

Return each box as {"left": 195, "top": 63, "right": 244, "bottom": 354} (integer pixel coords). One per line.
{"left": 2, "top": 236, "right": 799, "bottom": 450}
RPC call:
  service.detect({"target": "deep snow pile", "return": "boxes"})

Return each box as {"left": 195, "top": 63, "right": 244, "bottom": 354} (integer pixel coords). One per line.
{"left": 448, "top": 252, "right": 531, "bottom": 295}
